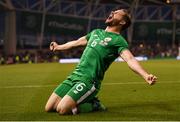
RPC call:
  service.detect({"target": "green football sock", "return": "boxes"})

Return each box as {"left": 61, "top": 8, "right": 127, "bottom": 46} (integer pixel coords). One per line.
{"left": 78, "top": 103, "right": 93, "bottom": 113}
{"left": 78, "top": 102, "right": 107, "bottom": 113}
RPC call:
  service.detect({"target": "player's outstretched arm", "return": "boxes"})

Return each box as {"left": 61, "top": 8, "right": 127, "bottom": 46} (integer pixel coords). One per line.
{"left": 120, "top": 49, "right": 157, "bottom": 85}
{"left": 50, "top": 36, "right": 87, "bottom": 51}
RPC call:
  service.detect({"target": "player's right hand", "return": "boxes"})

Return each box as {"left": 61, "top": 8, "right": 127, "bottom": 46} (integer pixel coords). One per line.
{"left": 50, "top": 41, "right": 58, "bottom": 51}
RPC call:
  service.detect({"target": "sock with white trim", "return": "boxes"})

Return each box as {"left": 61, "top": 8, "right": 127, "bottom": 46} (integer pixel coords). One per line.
{"left": 72, "top": 107, "right": 78, "bottom": 115}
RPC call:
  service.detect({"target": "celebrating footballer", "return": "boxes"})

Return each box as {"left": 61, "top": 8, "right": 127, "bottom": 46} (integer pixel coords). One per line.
{"left": 45, "top": 9, "right": 157, "bottom": 115}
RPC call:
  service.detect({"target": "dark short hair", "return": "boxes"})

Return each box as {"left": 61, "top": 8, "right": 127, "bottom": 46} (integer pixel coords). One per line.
{"left": 121, "top": 9, "right": 131, "bottom": 31}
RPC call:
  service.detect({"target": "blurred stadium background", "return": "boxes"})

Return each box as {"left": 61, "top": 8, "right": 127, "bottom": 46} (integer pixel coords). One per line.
{"left": 0, "top": 0, "right": 180, "bottom": 64}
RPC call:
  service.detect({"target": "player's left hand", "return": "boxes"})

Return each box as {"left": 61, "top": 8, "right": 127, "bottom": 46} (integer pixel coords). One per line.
{"left": 145, "top": 74, "right": 157, "bottom": 85}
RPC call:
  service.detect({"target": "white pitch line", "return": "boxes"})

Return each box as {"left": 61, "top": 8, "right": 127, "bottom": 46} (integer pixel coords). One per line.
{"left": 0, "top": 84, "right": 56, "bottom": 89}
{"left": 103, "top": 81, "right": 180, "bottom": 85}
{"left": 0, "top": 80, "right": 180, "bottom": 89}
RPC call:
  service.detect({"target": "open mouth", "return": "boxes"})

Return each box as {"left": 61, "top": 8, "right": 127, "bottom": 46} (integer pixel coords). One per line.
{"left": 107, "top": 13, "right": 113, "bottom": 20}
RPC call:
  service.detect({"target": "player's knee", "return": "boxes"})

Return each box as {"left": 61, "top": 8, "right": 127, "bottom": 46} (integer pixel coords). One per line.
{"left": 45, "top": 106, "right": 49, "bottom": 112}
{"left": 56, "top": 95, "right": 76, "bottom": 115}
{"left": 56, "top": 106, "right": 68, "bottom": 115}
{"left": 56, "top": 102, "right": 73, "bottom": 115}
{"left": 45, "top": 104, "right": 51, "bottom": 112}
{"left": 45, "top": 102, "right": 56, "bottom": 112}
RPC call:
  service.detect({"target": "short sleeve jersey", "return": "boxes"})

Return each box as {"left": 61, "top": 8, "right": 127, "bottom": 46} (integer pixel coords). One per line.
{"left": 71, "top": 29, "right": 128, "bottom": 89}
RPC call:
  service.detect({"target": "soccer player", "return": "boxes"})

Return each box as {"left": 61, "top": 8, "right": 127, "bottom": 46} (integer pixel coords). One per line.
{"left": 45, "top": 9, "right": 157, "bottom": 115}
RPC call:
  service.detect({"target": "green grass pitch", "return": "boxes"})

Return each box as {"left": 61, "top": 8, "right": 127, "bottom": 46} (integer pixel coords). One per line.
{"left": 0, "top": 60, "right": 180, "bottom": 121}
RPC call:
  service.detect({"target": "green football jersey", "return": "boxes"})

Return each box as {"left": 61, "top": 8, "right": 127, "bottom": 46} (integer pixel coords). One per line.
{"left": 71, "top": 29, "right": 128, "bottom": 89}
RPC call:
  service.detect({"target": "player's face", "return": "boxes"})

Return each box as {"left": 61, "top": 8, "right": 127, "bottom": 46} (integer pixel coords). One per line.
{"left": 105, "top": 9, "right": 126, "bottom": 26}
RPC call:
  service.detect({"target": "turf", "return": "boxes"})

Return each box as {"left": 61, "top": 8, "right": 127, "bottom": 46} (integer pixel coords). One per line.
{"left": 0, "top": 60, "right": 180, "bottom": 121}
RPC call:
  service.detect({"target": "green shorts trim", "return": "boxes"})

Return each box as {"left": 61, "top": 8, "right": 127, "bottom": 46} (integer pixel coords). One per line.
{"left": 54, "top": 77, "right": 98, "bottom": 104}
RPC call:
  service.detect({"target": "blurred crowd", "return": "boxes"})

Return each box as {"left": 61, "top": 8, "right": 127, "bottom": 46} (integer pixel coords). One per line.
{"left": 0, "top": 47, "right": 84, "bottom": 65}
{"left": 130, "top": 43, "right": 179, "bottom": 58}
{"left": 0, "top": 43, "right": 179, "bottom": 65}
